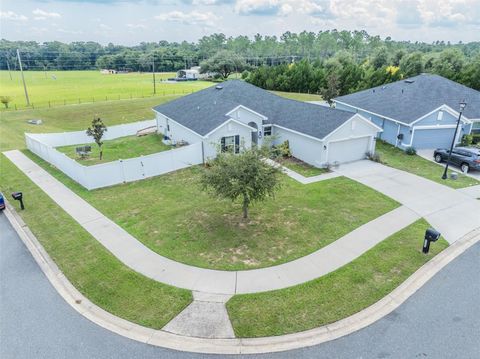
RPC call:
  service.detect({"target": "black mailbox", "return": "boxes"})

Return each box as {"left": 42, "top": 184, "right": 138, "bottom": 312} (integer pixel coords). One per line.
{"left": 11, "top": 191, "right": 25, "bottom": 210}
{"left": 423, "top": 228, "right": 441, "bottom": 254}
{"left": 425, "top": 228, "right": 440, "bottom": 242}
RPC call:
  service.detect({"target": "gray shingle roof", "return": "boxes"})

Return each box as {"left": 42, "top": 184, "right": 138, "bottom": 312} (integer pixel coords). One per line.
{"left": 153, "top": 80, "right": 354, "bottom": 139}
{"left": 334, "top": 74, "right": 480, "bottom": 124}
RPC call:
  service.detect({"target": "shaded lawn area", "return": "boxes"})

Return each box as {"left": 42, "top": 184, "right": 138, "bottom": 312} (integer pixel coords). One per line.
{"left": 278, "top": 156, "right": 328, "bottom": 177}
{"left": 226, "top": 219, "right": 449, "bottom": 337}
{"left": 0, "top": 154, "right": 192, "bottom": 328}
{"left": 25, "top": 150, "right": 399, "bottom": 271}
{"left": 56, "top": 133, "right": 172, "bottom": 165}
{"left": 0, "top": 96, "right": 180, "bottom": 152}
{"left": 271, "top": 91, "right": 323, "bottom": 102}
{"left": 375, "top": 140, "right": 479, "bottom": 189}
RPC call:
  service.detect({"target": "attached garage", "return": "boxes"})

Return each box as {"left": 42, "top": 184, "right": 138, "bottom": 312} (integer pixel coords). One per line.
{"left": 327, "top": 136, "right": 372, "bottom": 164}
{"left": 412, "top": 127, "right": 456, "bottom": 149}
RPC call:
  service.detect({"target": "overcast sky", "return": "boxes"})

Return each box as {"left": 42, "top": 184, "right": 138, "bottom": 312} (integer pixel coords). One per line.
{"left": 1, "top": 0, "right": 479, "bottom": 45}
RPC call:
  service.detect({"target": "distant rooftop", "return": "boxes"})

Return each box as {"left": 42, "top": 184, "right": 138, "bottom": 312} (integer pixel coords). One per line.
{"left": 334, "top": 74, "right": 480, "bottom": 124}
{"left": 153, "top": 80, "right": 355, "bottom": 139}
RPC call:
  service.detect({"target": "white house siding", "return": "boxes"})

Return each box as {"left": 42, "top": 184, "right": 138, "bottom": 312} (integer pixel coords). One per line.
{"left": 155, "top": 112, "right": 203, "bottom": 145}
{"left": 203, "top": 120, "right": 253, "bottom": 159}
{"left": 274, "top": 127, "right": 325, "bottom": 167}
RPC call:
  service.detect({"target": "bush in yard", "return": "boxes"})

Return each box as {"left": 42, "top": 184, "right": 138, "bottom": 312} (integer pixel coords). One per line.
{"left": 241, "top": 70, "right": 249, "bottom": 80}
{"left": 461, "top": 134, "right": 474, "bottom": 146}
{"left": 279, "top": 140, "right": 292, "bottom": 158}
{"left": 405, "top": 146, "right": 417, "bottom": 155}
{"left": 0, "top": 96, "right": 12, "bottom": 109}
{"left": 86, "top": 117, "right": 107, "bottom": 160}
{"left": 200, "top": 147, "right": 281, "bottom": 219}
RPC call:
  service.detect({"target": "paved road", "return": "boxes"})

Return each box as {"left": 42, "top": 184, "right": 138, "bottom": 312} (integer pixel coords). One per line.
{"left": 1, "top": 213, "right": 479, "bottom": 359}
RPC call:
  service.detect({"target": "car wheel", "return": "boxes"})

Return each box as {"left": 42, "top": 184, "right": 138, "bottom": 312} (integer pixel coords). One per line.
{"left": 461, "top": 163, "right": 470, "bottom": 173}
{"left": 434, "top": 154, "right": 443, "bottom": 163}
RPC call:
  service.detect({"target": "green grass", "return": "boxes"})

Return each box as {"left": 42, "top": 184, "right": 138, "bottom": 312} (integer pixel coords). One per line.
{"left": 24, "top": 151, "right": 399, "bottom": 271}
{"left": 226, "top": 219, "right": 449, "bottom": 337}
{"left": 57, "top": 133, "right": 172, "bottom": 165}
{"left": 0, "top": 153, "right": 192, "bottom": 328}
{"left": 375, "top": 141, "right": 479, "bottom": 189}
{"left": 0, "top": 70, "right": 212, "bottom": 110}
{"left": 0, "top": 96, "right": 180, "bottom": 152}
{"left": 279, "top": 157, "right": 328, "bottom": 177}
{"left": 270, "top": 90, "right": 323, "bottom": 102}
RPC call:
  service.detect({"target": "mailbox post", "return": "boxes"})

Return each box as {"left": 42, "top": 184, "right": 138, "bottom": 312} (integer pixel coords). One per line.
{"left": 11, "top": 192, "right": 25, "bottom": 210}
{"left": 423, "top": 228, "right": 440, "bottom": 254}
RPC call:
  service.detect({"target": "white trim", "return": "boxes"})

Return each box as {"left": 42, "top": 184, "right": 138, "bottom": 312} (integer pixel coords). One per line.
{"left": 273, "top": 124, "right": 324, "bottom": 143}
{"left": 332, "top": 100, "right": 411, "bottom": 126}
{"left": 225, "top": 105, "right": 268, "bottom": 121}
{"left": 322, "top": 114, "right": 383, "bottom": 142}
{"left": 395, "top": 123, "right": 401, "bottom": 148}
{"left": 204, "top": 118, "right": 257, "bottom": 138}
{"left": 409, "top": 104, "right": 471, "bottom": 126}
{"left": 153, "top": 110, "right": 203, "bottom": 139}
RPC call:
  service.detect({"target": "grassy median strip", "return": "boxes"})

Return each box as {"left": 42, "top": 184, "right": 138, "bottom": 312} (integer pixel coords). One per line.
{"left": 375, "top": 141, "right": 479, "bottom": 189}
{"left": 56, "top": 133, "right": 172, "bottom": 165}
{"left": 23, "top": 150, "right": 399, "bottom": 270}
{"left": 226, "top": 219, "right": 448, "bottom": 338}
{"left": 0, "top": 154, "right": 192, "bottom": 329}
{"left": 278, "top": 157, "right": 328, "bottom": 177}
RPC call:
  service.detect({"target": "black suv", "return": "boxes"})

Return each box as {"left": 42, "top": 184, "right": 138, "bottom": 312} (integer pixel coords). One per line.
{"left": 434, "top": 147, "right": 480, "bottom": 173}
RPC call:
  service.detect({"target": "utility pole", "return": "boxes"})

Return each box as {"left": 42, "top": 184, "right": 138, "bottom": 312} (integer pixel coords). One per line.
{"left": 152, "top": 53, "right": 156, "bottom": 95}
{"left": 6, "top": 57, "right": 12, "bottom": 80}
{"left": 17, "top": 49, "right": 30, "bottom": 106}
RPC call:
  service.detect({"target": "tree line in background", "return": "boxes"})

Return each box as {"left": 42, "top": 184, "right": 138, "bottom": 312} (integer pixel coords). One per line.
{"left": 245, "top": 47, "right": 480, "bottom": 102}
{"left": 1, "top": 29, "right": 479, "bottom": 74}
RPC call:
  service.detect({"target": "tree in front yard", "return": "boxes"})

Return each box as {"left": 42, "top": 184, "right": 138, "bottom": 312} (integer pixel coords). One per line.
{"left": 200, "top": 147, "right": 281, "bottom": 219}
{"left": 86, "top": 117, "right": 107, "bottom": 160}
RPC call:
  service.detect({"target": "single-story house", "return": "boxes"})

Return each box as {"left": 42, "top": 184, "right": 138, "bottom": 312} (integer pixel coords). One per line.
{"left": 176, "top": 67, "right": 200, "bottom": 80}
{"left": 333, "top": 74, "right": 480, "bottom": 150}
{"left": 153, "top": 80, "right": 382, "bottom": 167}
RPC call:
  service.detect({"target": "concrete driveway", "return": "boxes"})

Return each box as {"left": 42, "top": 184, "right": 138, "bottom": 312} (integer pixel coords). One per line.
{"left": 336, "top": 160, "right": 480, "bottom": 244}
{"left": 417, "top": 149, "right": 480, "bottom": 180}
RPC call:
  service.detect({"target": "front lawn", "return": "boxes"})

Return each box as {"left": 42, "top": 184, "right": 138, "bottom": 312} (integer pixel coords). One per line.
{"left": 375, "top": 141, "right": 479, "bottom": 189}
{"left": 56, "top": 133, "right": 172, "bottom": 165}
{"left": 25, "top": 151, "right": 399, "bottom": 271}
{"left": 279, "top": 156, "right": 328, "bottom": 177}
{"left": 0, "top": 154, "right": 192, "bottom": 328}
{"left": 226, "top": 219, "right": 449, "bottom": 337}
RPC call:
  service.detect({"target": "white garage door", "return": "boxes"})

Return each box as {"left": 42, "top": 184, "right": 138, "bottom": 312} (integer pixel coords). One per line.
{"left": 327, "top": 136, "right": 371, "bottom": 164}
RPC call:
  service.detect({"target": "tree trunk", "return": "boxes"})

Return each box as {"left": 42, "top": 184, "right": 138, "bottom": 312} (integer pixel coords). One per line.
{"left": 99, "top": 146, "right": 103, "bottom": 160}
{"left": 242, "top": 195, "right": 249, "bottom": 219}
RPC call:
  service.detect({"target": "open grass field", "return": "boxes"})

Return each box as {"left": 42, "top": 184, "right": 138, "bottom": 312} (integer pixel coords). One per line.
{"left": 23, "top": 151, "right": 399, "bottom": 270}
{"left": 0, "top": 70, "right": 212, "bottom": 110}
{"left": 226, "top": 218, "right": 449, "bottom": 337}
{"left": 375, "top": 140, "right": 479, "bottom": 189}
{"left": 57, "top": 133, "right": 172, "bottom": 165}
{"left": 0, "top": 153, "right": 192, "bottom": 329}
{"left": 270, "top": 90, "right": 323, "bottom": 102}
{"left": 0, "top": 96, "right": 181, "bottom": 152}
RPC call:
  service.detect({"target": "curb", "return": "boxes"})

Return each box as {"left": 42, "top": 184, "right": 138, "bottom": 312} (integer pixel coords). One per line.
{"left": 4, "top": 201, "right": 480, "bottom": 354}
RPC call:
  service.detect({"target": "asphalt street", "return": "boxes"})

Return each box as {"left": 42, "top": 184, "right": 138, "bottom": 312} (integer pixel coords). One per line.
{"left": 1, "top": 212, "right": 479, "bottom": 359}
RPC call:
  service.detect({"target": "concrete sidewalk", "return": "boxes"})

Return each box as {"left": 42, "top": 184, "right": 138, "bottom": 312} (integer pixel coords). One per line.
{"left": 336, "top": 160, "right": 480, "bottom": 244}
{"left": 4, "top": 150, "right": 416, "bottom": 295}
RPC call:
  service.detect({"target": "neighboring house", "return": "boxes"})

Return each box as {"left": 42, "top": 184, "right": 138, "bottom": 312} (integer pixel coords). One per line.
{"left": 176, "top": 68, "right": 199, "bottom": 80}
{"left": 100, "top": 69, "right": 117, "bottom": 74}
{"left": 333, "top": 74, "right": 480, "bottom": 150}
{"left": 153, "top": 80, "right": 382, "bottom": 167}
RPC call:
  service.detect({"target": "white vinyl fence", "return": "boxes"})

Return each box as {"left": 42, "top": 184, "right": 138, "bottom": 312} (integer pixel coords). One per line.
{"left": 25, "top": 120, "right": 203, "bottom": 190}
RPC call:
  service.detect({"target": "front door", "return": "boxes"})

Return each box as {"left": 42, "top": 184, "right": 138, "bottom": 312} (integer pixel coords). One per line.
{"left": 248, "top": 122, "right": 258, "bottom": 146}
